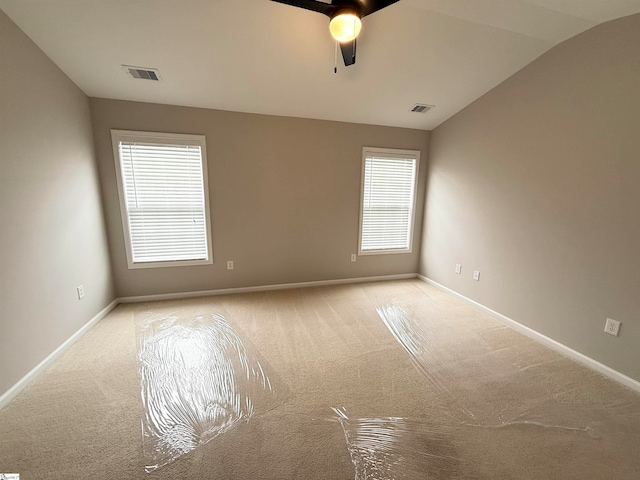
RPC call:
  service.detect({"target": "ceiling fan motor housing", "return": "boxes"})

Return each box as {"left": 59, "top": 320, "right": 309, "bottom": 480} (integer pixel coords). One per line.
{"left": 272, "top": 0, "right": 400, "bottom": 66}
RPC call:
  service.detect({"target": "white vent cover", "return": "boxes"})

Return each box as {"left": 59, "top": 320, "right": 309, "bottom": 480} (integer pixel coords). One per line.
{"left": 122, "top": 65, "right": 161, "bottom": 81}
{"left": 409, "top": 103, "right": 434, "bottom": 114}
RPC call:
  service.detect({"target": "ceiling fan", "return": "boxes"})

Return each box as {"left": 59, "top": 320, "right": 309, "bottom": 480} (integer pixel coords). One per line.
{"left": 272, "top": 0, "right": 400, "bottom": 67}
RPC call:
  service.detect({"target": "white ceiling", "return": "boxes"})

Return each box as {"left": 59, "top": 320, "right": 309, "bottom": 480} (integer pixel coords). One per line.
{"left": 2, "top": 0, "right": 640, "bottom": 130}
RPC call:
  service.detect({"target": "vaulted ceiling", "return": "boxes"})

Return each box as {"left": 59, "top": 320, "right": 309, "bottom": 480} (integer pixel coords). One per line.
{"left": 2, "top": 0, "right": 640, "bottom": 130}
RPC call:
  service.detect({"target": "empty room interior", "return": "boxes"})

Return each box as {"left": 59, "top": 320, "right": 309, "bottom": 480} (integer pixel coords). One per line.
{"left": 1, "top": 0, "right": 640, "bottom": 478}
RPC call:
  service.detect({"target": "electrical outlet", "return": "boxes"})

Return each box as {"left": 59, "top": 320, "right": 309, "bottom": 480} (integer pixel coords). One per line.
{"left": 351, "top": 254, "right": 357, "bottom": 262}
{"left": 604, "top": 318, "right": 621, "bottom": 336}
{"left": 227, "top": 260, "right": 234, "bottom": 270}
{"left": 455, "top": 264, "right": 462, "bottom": 274}
{"left": 473, "top": 270, "right": 480, "bottom": 281}
{"left": 77, "top": 285, "right": 85, "bottom": 300}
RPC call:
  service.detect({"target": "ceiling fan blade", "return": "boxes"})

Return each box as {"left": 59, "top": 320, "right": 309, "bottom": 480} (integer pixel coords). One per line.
{"left": 271, "top": 0, "right": 337, "bottom": 17}
{"left": 340, "top": 39, "right": 357, "bottom": 66}
{"left": 359, "top": 0, "right": 401, "bottom": 17}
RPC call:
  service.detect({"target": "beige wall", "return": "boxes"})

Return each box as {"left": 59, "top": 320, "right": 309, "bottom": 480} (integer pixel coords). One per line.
{"left": 420, "top": 14, "right": 640, "bottom": 381}
{"left": 90, "top": 99, "right": 430, "bottom": 297}
{"left": 0, "top": 11, "right": 114, "bottom": 395}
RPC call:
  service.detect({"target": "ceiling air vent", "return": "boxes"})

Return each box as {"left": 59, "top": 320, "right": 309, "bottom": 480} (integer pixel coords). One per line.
{"left": 409, "top": 103, "right": 434, "bottom": 114}
{"left": 122, "top": 65, "right": 161, "bottom": 81}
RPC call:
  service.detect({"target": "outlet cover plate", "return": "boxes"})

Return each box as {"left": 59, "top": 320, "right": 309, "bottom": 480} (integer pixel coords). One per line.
{"left": 473, "top": 270, "right": 480, "bottom": 281}
{"left": 455, "top": 264, "right": 462, "bottom": 274}
{"left": 226, "top": 260, "right": 234, "bottom": 270}
{"left": 604, "top": 318, "right": 620, "bottom": 336}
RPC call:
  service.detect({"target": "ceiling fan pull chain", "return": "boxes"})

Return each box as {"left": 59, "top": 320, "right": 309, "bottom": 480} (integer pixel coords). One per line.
{"left": 334, "top": 40, "right": 338, "bottom": 74}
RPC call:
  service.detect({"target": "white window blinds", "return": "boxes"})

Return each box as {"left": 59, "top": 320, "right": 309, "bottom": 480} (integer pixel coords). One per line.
{"left": 360, "top": 149, "right": 419, "bottom": 253}
{"left": 112, "top": 131, "right": 212, "bottom": 268}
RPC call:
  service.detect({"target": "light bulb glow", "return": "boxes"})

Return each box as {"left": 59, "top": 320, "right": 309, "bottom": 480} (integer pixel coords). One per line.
{"left": 329, "top": 13, "right": 362, "bottom": 42}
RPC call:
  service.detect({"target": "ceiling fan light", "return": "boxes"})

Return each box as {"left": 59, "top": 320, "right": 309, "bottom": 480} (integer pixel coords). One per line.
{"left": 329, "top": 13, "right": 362, "bottom": 42}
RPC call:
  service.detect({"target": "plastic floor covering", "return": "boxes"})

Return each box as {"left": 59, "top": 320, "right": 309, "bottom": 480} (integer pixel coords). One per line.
{"left": 1, "top": 279, "right": 639, "bottom": 478}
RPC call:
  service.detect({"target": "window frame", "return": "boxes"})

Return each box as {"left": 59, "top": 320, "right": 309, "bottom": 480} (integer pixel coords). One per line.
{"left": 111, "top": 129, "right": 213, "bottom": 269}
{"left": 358, "top": 146, "right": 420, "bottom": 256}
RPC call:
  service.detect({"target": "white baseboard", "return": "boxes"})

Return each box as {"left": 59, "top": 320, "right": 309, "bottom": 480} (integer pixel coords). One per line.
{"left": 5, "top": 273, "right": 637, "bottom": 410}
{"left": 118, "top": 273, "right": 419, "bottom": 303}
{"left": 0, "top": 299, "right": 119, "bottom": 410}
{"left": 418, "top": 275, "right": 640, "bottom": 394}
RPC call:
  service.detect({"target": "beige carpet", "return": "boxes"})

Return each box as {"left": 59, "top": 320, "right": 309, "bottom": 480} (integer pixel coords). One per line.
{"left": 1, "top": 279, "right": 639, "bottom": 479}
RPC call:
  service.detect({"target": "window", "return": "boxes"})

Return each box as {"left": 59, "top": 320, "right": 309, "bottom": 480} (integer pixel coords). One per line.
{"left": 359, "top": 147, "right": 419, "bottom": 254}
{"left": 111, "top": 130, "right": 213, "bottom": 269}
